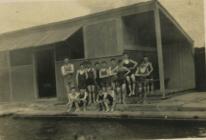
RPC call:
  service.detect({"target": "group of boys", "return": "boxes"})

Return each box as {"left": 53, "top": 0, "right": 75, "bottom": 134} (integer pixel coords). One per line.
{"left": 61, "top": 53, "right": 154, "bottom": 112}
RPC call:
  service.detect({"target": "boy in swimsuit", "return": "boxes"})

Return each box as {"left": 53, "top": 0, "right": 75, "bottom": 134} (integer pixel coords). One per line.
{"left": 94, "top": 61, "right": 101, "bottom": 90}
{"left": 96, "top": 89, "right": 105, "bottom": 111}
{"left": 109, "top": 58, "right": 118, "bottom": 90}
{"left": 76, "top": 62, "right": 88, "bottom": 90}
{"left": 99, "top": 61, "right": 110, "bottom": 88}
{"left": 78, "top": 89, "right": 88, "bottom": 112}
{"left": 105, "top": 86, "right": 116, "bottom": 112}
{"left": 122, "top": 53, "right": 138, "bottom": 96}
{"left": 67, "top": 87, "right": 80, "bottom": 112}
{"left": 61, "top": 58, "right": 75, "bottom": 94}
{"left": 135, "top": 56, "right": 154, "bottom": 103}
{"left": 112, "top": 60, "right": 130, "bottom": 104}
{"left": 86, "top": 61, "right": 96, "bottom": 104}
{"left": 142, "top": 56, "right": 154, "bottom": 95}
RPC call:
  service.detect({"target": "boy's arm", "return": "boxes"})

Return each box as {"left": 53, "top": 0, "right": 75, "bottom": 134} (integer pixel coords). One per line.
{"left": 83, "top": 92, "right": 88, "bottom": 100}
{"left": 61, "top": 66, "right": 67, "bottom": 76}
{"left": 70, "top": 64, "right": 74, "bottom": 73}
{"left": 76, "top": 70, "right": 79, "bottom": 87}
{"left": 123, "top": 67, "right": 131, "bottom": 76}
{"left": 99, "top": 69, "right": 106, "bottom": 78}
{"left": 135, "top": 68, "right": 141, "bottom": 76}
{"left": 93, "top": 68, "right": 97, "bottom": 79}
{"left": 111, "top": 66, "right": 118, "bottom": 74}
{"left": 131, "top": 60, "right": 138, "bottom": 69}
{"left": 148, "top": 63, "right": 154, "bottom": 75}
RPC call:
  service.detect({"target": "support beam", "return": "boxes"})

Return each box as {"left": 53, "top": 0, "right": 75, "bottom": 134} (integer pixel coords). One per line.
{"left": 154, "top": 1, "right": 166, "bottom": 98}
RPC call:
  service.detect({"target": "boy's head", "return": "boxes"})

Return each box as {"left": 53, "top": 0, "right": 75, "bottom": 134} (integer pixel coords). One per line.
{"left": 80, "top": 63, "right": 84, "bottom": 69}
{"left": 107, "top": 86, "right": 112, "bottom": 91}
{"left": 101, "top": 61, "right": 107, "bottom": 67}
{"left": 102, "top": 86, "right": 106, "bottom": 92}
{"left": 143, "top": 56, "right": 149, "bottom": 62}
{"left": 123, "top": 53, "right": 129, "bottom": 59}
{"left": 80, "top": 88, "right": 85, "bottom": 94}
{"left": 110, "top": 58, "right": 116, "bottom": 65}
{"left": 70, "top": 86, "right": 76, "bottom": 93}
{"left": 86, "top": 61, "right": 92, "bottom": 68}
{"left": 98, "top": 89, "right": 103, "bottom": 94}
{"left": 64, "top": 58, "right": 69, "bottom": 64}
{"left": 117, "top": 59, "right": 122, "bottom": 66}
{"left": 95, "top": 61, "right": 100, "bottom": 68}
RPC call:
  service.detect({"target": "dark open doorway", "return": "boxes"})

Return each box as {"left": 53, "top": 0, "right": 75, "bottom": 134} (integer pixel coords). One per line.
{"left": 36, "top": 49, "right": 56, "bottom": 98}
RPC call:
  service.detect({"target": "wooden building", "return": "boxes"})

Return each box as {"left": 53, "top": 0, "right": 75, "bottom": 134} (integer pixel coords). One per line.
{"left": 0, "top": 1, "right": 195, "bottom": 102}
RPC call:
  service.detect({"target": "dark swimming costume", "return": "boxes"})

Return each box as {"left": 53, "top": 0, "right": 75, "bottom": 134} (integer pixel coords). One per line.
{"left": 87, "top": 69, "right": 95, "bottom": 85}
{"left": 122, "top": 60, "right": 136, "bottom": 75}
{"left": 78, "top": 92, "right": 88, "bottom": 106}
{"left": 78, "top": 70, "right": 87, "bottom": 89}
{"left": 115, "top": 68, "right": 126, "bottom": 87}
{"left": 106, "top": 94, "right": 114, "bottom": 106}
{"left": 100, "top": 68, "right": 110, "bottom": 87}
{"left": 95, "top": 69, "right": 101, "bottom": 87}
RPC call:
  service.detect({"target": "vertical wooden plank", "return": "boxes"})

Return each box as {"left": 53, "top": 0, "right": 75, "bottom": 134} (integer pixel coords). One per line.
{"left": 32, "top": 50, "right": 39, "bottom": 99}
{"left": 154, "top": 2, "right": 166, "bottom": 98}
{"left": 7, "top": 51, "right": 13, "bottom": 101}
{"left": 83, "top": 26, "right": 88, "bottom": 59}
{"left": 116, "top": 18, "right": 124, "bottom": 54}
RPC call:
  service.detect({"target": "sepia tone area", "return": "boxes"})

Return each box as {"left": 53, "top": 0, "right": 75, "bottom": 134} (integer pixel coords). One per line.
{"left": 0, "top": 0, "right": 205, "bottom": 140}
{"left": 0, "top": 0, "right": 204, "bottom": 47}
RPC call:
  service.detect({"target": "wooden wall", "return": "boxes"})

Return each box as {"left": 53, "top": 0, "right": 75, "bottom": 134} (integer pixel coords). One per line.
{"left": 0, "top": 51, "right": 11, "bottom": 101}
{"left": 163, "top": 43, "right": 195, "bottom": 91}
{"left": 10, "top": 48, "right": 36, "bottom": 101}
{"left": 84, "top": 19, "right": 122, "bottom": 58}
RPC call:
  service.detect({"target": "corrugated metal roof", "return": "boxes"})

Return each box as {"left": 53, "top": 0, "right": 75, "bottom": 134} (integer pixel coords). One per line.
{"left": 0, "top": 25, "right": 81, "bottom": 51}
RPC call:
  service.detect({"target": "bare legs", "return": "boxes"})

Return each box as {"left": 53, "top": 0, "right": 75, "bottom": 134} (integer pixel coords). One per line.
{"left": 67, "top": 100, "right": 79, "bottom": 112}
{"left": 116, "top": 83, "right": 127, "bottom": 104}
{"left": 87, "top": 85, "right": 95, "bottom": 104}
{"left": 126, "top": 74, "right": 136, "bottom": 96}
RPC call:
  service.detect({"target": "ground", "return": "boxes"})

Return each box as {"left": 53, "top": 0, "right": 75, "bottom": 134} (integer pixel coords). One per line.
{"left": 0, "top": 91, "right": 206, "bottom": 120}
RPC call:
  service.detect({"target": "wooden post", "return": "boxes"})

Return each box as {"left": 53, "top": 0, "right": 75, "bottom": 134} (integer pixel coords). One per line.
{"left": 154, "top": 1, "right": 166, "bottom": 98}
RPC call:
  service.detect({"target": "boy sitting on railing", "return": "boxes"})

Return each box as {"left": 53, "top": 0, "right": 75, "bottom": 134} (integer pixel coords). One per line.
{"left": 67, "top": 86, "right": 80, "bottom": 112}
{"left": 104, "top": 86, "right": 116, "bottom": 112}
{"left": 78, "top": 89, "right": 88, "bottom": 112}
{"left": 96, "top": 89, "right": 106, "bottom": 112}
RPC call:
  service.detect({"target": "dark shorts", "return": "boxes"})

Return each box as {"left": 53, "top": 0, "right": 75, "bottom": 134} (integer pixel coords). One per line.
{"left": 106, "top": 95, "right": 114, "bottom": 105}
{"left": 110, "top": 75, "right": 117, "bottom": 83}
{"left": 95, "top": 78, "right": 101, "bottom": 87}
{"left": 100, "top": 77, "right": 110, "bottom": 87}
{"left": 126, "top": 69, "right": 136, "bottom": 76}
{"left": 136, "top": 76, "right": 153, "bottom": 84}
{"left": 115, "top": 77, "right": 126, "bottom": 87}
{"left": 78, "top": 97, "right": 88, "bottom": 107}
{"left": 78, "top": 80, "right": 87, "bottom": 89}
{"left": 87, "top": 78, "right": 95, "bottom": 86}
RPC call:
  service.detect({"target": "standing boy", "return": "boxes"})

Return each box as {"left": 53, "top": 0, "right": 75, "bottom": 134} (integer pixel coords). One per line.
{"left": 61, "top": 58, "right": 75, "bottom": 94}
{"left": 99, "top": 61, "right": 110, "bottom": 88}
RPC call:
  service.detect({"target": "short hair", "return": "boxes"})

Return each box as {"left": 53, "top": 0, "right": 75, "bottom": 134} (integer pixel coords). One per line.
{"left": 101, "top": 61, "right": 107, "bottom": 64}
{"left": 110, "top": 58, "right": 116, "bottom": 61}
{"left": 94, "top": 61, "right": 100, "bottom": 65}
{"left": 118, "top": 59, "right": 122, "bottom": 64}
{"left": 123, "top": 52, "right": 128, "bottom": 55}
{"left": 80, "top": 62, "right": 84, "bottom": 66}
{"left": 86, "top": 60, "right": 92, "bottom": 65}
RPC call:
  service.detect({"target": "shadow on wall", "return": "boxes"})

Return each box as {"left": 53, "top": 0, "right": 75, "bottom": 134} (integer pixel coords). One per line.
{"left": 195, "top": 47, "right": 206, "bottom": 91}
